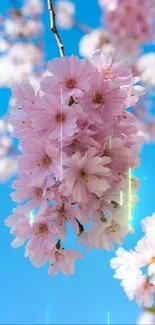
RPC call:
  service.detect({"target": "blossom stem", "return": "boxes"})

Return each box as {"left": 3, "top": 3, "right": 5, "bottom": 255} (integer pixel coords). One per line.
{"left": 47, "top": 0, "right": 65, "bottom": 57}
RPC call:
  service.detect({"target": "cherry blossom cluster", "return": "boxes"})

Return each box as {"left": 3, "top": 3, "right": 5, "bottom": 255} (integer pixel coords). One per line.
{"left": 111, "top": 212, "right": 155, "bottom": 323}
{"left": 55, "top": 1, "right": 155, "bottom": 143}
{"left": 5, "top": 51, "right": 144, "bottom": 275}
{"left": 100, "top": 0, "right": 154, "bottom": 56}
{"left": 0, "top": 0, "right": 44, "bottom": 86}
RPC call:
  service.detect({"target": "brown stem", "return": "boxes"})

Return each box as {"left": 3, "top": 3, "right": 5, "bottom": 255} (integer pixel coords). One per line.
{"left": 47, "top": 0, "right": 65, "bottom": 57}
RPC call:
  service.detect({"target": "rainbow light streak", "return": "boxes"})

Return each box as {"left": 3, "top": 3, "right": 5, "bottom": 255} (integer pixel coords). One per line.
{"left": 107, "top": 311, "right": 110, "bottom": 325}
{"left": 120, "top": 191, "right": 123, "bottom": 206}
{"left": 60, "top": 85, "right": 63, "bottom": 181}
{"left": 46, "top": 308, "right": 49, "bottom": 325}
{"left": 109, "top": 136, "right": 112, "bottom": 150}
{"left": 30, "top": 211, "right": 34, "bottom": 226}
{"left": 128, "top": 167, "right": 132, "bottom": 229}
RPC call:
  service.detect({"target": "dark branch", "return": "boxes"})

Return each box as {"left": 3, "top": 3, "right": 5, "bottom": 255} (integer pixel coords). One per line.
{"left": 47, "top": 0, "right": 65, "bottom": 57}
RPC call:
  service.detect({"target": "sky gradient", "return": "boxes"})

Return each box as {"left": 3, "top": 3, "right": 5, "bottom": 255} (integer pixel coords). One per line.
{"left": 1, "top": 0, "right": 155, "bottom": 324}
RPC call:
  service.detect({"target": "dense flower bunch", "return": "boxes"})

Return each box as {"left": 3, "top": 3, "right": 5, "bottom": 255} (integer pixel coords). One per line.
{"left": 100, "top": 0, "right": 154, "bottom": 58}
{"left": 55, "top": 0, "right": 155, "bottom": 143}
{"left": 0, "top": 0, "right": 44, "bottom": 86}
{"left": 5, "top": 51, "right": 144, "bottom": 275}
{"left": 111, "top": 212, "right": 155, "bottom": 317}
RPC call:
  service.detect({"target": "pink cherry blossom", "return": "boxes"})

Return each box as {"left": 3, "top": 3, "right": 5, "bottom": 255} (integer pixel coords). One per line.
{"left": 41, "top": 55, "right": 95, "bottom": 100}
{"left": 55, "top": 0, "right": 75, "bottom": 29}
{"left": 6, "top": 51, "right": 144, "bottom": 276}
{"left": 19, "top": 138, "right": 60, "bottom": 182}
{"left": 92, "top": 50, "right": 133, "bottom": 86}
{"left": 31, "top": 93, "right": 79, "bottom": 141}
{"left": 10, "top": 172, "right": 54, "bottom": 215}
{"left": 61, "top": 147, "right": 111, "bottom": 202}
{"left": 48, "top": 246, "right": 83, "bottom": 276}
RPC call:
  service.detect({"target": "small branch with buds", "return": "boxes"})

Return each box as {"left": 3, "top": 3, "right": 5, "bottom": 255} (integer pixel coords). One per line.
{"left": 47, "top": 0, "right": 65, "bottom": 57}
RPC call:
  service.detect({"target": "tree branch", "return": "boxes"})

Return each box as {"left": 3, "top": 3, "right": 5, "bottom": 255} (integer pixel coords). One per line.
{"left": 47, "top": 0, "right": 65, "bottom": 57}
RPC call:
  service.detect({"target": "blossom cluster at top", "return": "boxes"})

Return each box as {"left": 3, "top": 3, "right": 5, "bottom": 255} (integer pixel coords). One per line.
{"left": 55, "top": 0, "right": 155, "bottom": 143}
{"left": 100, "top": 0, "right": 154, "bottom": 55}
{"left": 5, "top": 51, "right": 145, "bottom": 276}
{"left": 0, "top": 0, "right": 44, "bottom": 86}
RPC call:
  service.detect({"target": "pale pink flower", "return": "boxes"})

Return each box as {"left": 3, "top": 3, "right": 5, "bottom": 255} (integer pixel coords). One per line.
{"left": 55, "top": 0, "right": 75, "bottom": 29}
{"left": 19, "top": 138, "right": 60, "bottom": 182}
{"left": 133, "top": 276, "right": 155, "bottom": 307}
{"left": 138, "top": 311, "right": 154, "bottom": 325}
{"left": 80, "top": 77, "right": 126, "bottom": 125}
{"left": 141, "top": 213, "right": 155, "bottom": 234}
{"left": 10, "top": 172, "right": 54, "bottom": 215}
{"left": 12, "top": 80, "right": 36, "bottom": 111}
{"left": 5, "top": 207, "right": 57, "bottom": 267}
{"left": 31, "top": 94, "right": 79, "bottom": 141}
{"left": 9, "top": 109, "right": 34, "bottom": 141}
{"left": 23, "top": 0, "right": 43, "bottom": 16}
{"left": 24, "top": 216, "right": 57, "bottom": 267}
{"left": 110, "top": 247, "right": 141, "bottom": 281}
{"left": 99, "top": 0, "right": 118, "bottom": 11}
{"left": 61, "top": 147, "right": 111, "bottom": 202}
{"left": 92, "top": 50, "right": 133, "bottom": 86}
{"left": 87, "top": 207, "right": 129, "bottom": 250}
{"left": 134, "top": 236, "right": 155, "bottom": 277}
{"left": 136, "top": 53, "right": 155, "bottom": 87}
{"left": 41, "top": 56, "right": 95, "bottom": 100}
{"left": 46, "top": 201, "right": 85, "bottom": 241}
{"left": 0, "top": 156, "right": 18, "bottom": 182}
{"left": 79, "top": 29, "right": 114, "bottom": 58}
{"left": 62, "top": 128, "right": 100, "bottom": 156}
{"left": 48, "top": 247, "right": 83, "bottom": 276}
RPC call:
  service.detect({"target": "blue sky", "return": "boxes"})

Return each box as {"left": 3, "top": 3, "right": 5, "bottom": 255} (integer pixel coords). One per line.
{"left": 1, "top": 0, "right": 155, "bottom": 324}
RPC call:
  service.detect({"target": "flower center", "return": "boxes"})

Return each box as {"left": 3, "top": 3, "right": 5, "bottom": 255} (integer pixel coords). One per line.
{"left": 92, "top": 92, "right": 105, "bottom": 104}
{"left": 104, "top": 68, "right": 111, "bottom": 80}
{"left": 22, "top": 119, "right": 32, "bottom": 127}
{"left": 105, "top": 220, "right": 119, "bottom": 233}
{"left": 64, "top": 76, "right": 76, "bottom": 89}
{"left": 71, "top": 139, "right": 79, "bottom": 152}
{"left": 34, "top": 223, "right": 48, "bottom": 237}
{"left": 56, "top": 113, "right": 65, "bottom": 123}
{"left": 37, "top": 155, "right": 51, "bottom": 168}
{"left": 33, "top": 188, "right": 43, "bottom": 198}
{"left": 104, "top": 148, "right": 113, "bottom": 158}
{"left": 150, "top": 256, "right": 155, "bottom": 264}
{"left": 55, "top": 251, "right": 64, "bottom": 262}
{"left": 79, "top": 169, "right": 89, "bottom": 183}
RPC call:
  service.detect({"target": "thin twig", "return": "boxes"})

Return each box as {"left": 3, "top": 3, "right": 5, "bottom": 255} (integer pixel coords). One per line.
{"left": 47, "top": 0, "right": 65, "bottom": 57}
{"left": 73, "top": 20, "right": 93, "bottom": 34}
